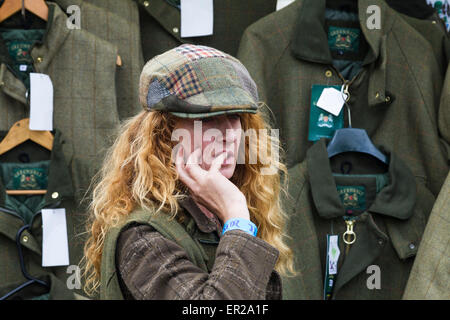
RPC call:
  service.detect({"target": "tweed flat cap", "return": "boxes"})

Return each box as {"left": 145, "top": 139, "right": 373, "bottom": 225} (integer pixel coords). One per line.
{"left": 139, "top": 44, "right": 259, "bottom": 118}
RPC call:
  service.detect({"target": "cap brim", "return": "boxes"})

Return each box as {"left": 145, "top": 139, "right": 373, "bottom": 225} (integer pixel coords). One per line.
{"left": 169, "top": 108, "right": 258, "bottom": 119}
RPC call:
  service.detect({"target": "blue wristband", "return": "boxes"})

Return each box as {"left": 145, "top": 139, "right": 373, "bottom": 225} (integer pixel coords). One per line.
{"left": 222, "top": 218, "right": 258, "bottom": 237}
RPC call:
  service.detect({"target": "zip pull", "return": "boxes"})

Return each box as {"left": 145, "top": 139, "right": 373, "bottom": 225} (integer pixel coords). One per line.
{"left": 343, "top": 219, "right": 356, "bottom": 255}
{"left": 342, "top": 82, "right": 350, "bottom": 102}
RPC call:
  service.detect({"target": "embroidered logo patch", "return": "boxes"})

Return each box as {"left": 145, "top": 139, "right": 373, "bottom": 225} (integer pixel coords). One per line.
{"left": 328, "top": 27, "right": 361, "bottom": 53}
{"left": 12, "top": 167, "right": 47, "bottom": 190}
{"left": 308, "top": 85, "right": 344, "bottom": 141}
{"left": 7, "top": 41, "right": 33, "bottom": 65}
{"left": 337, "top": 186, "right": 366, "bottom": 213}
{"left": 318, "top": 113, "right": 334, "bottom": 128}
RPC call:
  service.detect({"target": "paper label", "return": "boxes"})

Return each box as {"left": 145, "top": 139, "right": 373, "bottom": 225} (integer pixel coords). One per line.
{"left": 308, "top": 85, "right": 344, "bottom": 141}
{"left": 324, "top": 234, "right": 340, "bottom": 300}
{"left": 276, "top": 0, "right": 296, "bottom": 11}
{"left": 180, "top": 0, "right": 213, "bottom": 38}
{"left": 29, "top": 73, "right": 54, "bottom": 131}
{"left": 328, "top": 235, "right": 340, "bottom": 275}
{"left": 42, "top": 208, "right": 70, "bottom": 267}
{"left": 316, "top": 87, "right": 348, "bottom": 116}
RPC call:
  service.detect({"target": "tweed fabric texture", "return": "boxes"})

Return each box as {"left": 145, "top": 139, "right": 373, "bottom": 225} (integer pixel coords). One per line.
{"left": 139, "top": 44, "right": 259, "bottom": 118}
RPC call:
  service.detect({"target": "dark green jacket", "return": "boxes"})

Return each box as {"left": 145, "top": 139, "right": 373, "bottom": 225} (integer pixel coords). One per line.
{"left": 0, "top": 130, "right": 85, "bottom": 300}
{"left": 282, "top": 140, "right": 435, "bottom": 299}
{"left": 238, "top": 0, "right": 449, "bottom": 198}
{"left": 0, "top": 2, "right": 119, "bottom": 203}
{"left": 399, "top": 11, "right": 450, "bottom": 77}
{"left": 135, "top": 0, "right": 277, "bottom": 60}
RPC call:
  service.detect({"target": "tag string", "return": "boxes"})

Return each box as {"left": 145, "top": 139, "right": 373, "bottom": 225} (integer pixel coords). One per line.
{"left": 340, "top": 84, "right": 352, "bottom": 128}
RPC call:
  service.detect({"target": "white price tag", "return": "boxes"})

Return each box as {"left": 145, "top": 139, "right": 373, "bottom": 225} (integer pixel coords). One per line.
{"left": 316, "top": 87, "right": 348, "bottom": 116}
{"left": 181, "top": 0, "right": 213, "bottom": 38}
{"left": 328, "top": 235, "right": 340, "bottom": 275}
{"left": 276, "top": 0, "right": 296, "bottom": 11}
{"left": 42, "top": 208, "right": 70, "bottom": 267}
{"left": 29, "top": 73, "right": 54, "bottom": 131}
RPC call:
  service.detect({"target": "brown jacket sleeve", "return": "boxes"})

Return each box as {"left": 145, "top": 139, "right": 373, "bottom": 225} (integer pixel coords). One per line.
{"left": 116, "top": 225, "right": 281, "bottom": 300}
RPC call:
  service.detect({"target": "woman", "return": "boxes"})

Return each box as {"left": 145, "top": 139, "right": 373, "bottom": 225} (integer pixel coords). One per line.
{"left": 82, "top": 44, "right": 294, "bottom": 300}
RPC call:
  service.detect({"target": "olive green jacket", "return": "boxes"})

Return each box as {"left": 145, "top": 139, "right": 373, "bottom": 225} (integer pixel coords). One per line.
{"left": 55, "top": 0, "right": 144, "bottom": 119}
{"left": 238, "top": 0, "right": 449, "bottom": 198}
{"left": 0, "top": 130, "right": 86, "bottom": 300}
{"left": 282, "top": 140, "right": 435, "bottom": 299}
{"left": 0, "top": 2, "right": 119, "bottom": 203}
{"left": 134, "top": 0, "right": 277, "bottom": 60}
{"left": 403, "top": 172, "right": 450, "bottom": 300}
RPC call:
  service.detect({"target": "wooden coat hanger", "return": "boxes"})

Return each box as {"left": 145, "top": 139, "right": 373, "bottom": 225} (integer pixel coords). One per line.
{"left": 0, "top": 118, "right": 53, "bottom": 196}
{"left": 0, "top": 0, "right": 123, "bottom": 67}
{"left": 0, "top": 0, "right": 49, "bottom": 23}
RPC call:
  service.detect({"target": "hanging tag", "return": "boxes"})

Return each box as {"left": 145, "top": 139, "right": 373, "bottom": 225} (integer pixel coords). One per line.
{"left": 316, "top": 87, "right": 348, "bottom": 116}
{"left": 180, "top": 0, "right": 213, "bottom": 38}
{"left": 276, "top": 0, "right": 295, "bottom": 11}
{"left": 42, "top": 208, "right": 70, "bottom": 267}
{"left": 324, "top": 234, "right": 340, "bottom": 300}
{"left": 308, "top": 85, "right": 344, "bottom": 141}
{"left": 29, "top": 73, "right": 54, "bottom": 131}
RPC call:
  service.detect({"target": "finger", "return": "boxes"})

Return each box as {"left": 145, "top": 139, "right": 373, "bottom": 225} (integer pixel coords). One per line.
{"left": 175, "top": 147, "right": 196, "bottom": 187}
{"left": 185, "top": 148, "right": 206, "bottom": 180}
{"left": 210, "top": 151, "right": 227, "bottom": 172}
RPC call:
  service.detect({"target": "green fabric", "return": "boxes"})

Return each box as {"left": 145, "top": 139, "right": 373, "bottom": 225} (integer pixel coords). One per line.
{"left": 0, "top": 29, "right": 45, "bottom": 88}
{"left": 0, "top": 2, "right": 120, "bottom": 204}
{"left": 238, "top": 0, "right": 449, "bottom": 199}
{"left": 399, "top": 12, "right": 450, "bottom": 77}
{"left": 0, "top": 130, "right": 85, "bottom": 300}
{"left": 101, "top": 207, "right": 219, "bottom": 300}
{"left": 281, "top": 140, "right": 435, "bottom": 299}
{"left": 404, "top": 171, "right": 450, "bottom": 299}
{"left": 55, "top": 0, "right": 143, "bottom": 120}
{"left": 0, "top": 161, "right": 49, "bottom": 224}
{"left": 135, "top": 0, "right": 277, "bottom": 60}
{"left": 308, "top": 85, "right": 344, "bottom": 141}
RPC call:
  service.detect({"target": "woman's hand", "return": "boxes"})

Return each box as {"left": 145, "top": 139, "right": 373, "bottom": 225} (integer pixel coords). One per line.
{"left": 175, "top": 146, "right": 250, "bottom": 223}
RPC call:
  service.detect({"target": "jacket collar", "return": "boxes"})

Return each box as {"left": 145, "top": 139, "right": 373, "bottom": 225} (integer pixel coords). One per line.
{"left": 0, "top": 129, "right": 74, "bottom": 208}
{"left": 306, "top": 139, "right": 417, "bottom": 220}
{"left": 179, "top": 196, "right": 221, "bottom": 234}
{"left": 137, "top": 0, "right": 187, "bottom": 44}
{"left": 291, "top": 0, "right": 397, "bottom": 106}
{"left": 0, "top": 2, "right": 69, "bottom": 98}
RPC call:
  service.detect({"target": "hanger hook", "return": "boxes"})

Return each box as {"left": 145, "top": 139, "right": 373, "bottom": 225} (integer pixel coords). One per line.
{"left": 21, "top": 0, "right": 26, "bottom": 18}
{"left": 340, "top": 84, "right": 352, "bottom": 128}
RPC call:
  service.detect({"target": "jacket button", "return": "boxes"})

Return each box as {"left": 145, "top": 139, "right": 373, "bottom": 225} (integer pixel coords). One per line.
{"left": 143, "top": 1, "right": 149, "bottom": 7}
{"left": 22, "top": 236, "right": 29, "bottom": 243}
{"left": 378, "top": 238, "right": 384, "bottom": 245}
{"left": 385, "top": 96, "right": 391, "bottom": 102}
{"left": 52, "top": 192, "right": 59, "bottom": 199}
{"left": 375, "top": 92, "right": 380, "bottom": 99}
{"left": 325, "top": 70, "right": 333, "bottom": 78}
{"left": 173, "top": 27, "right": 179, "bottom": 34}
{"left": 0, "top": 81, "right": 4, "bottom": 87}
{"left": 409, "top": 243, "right": 416, "bottom": 250}
{"left": 431, "top": 20, "right": 437, "bottom": 24}
{"left": 36, "top": 57, "right": 43, "bottom": 63}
